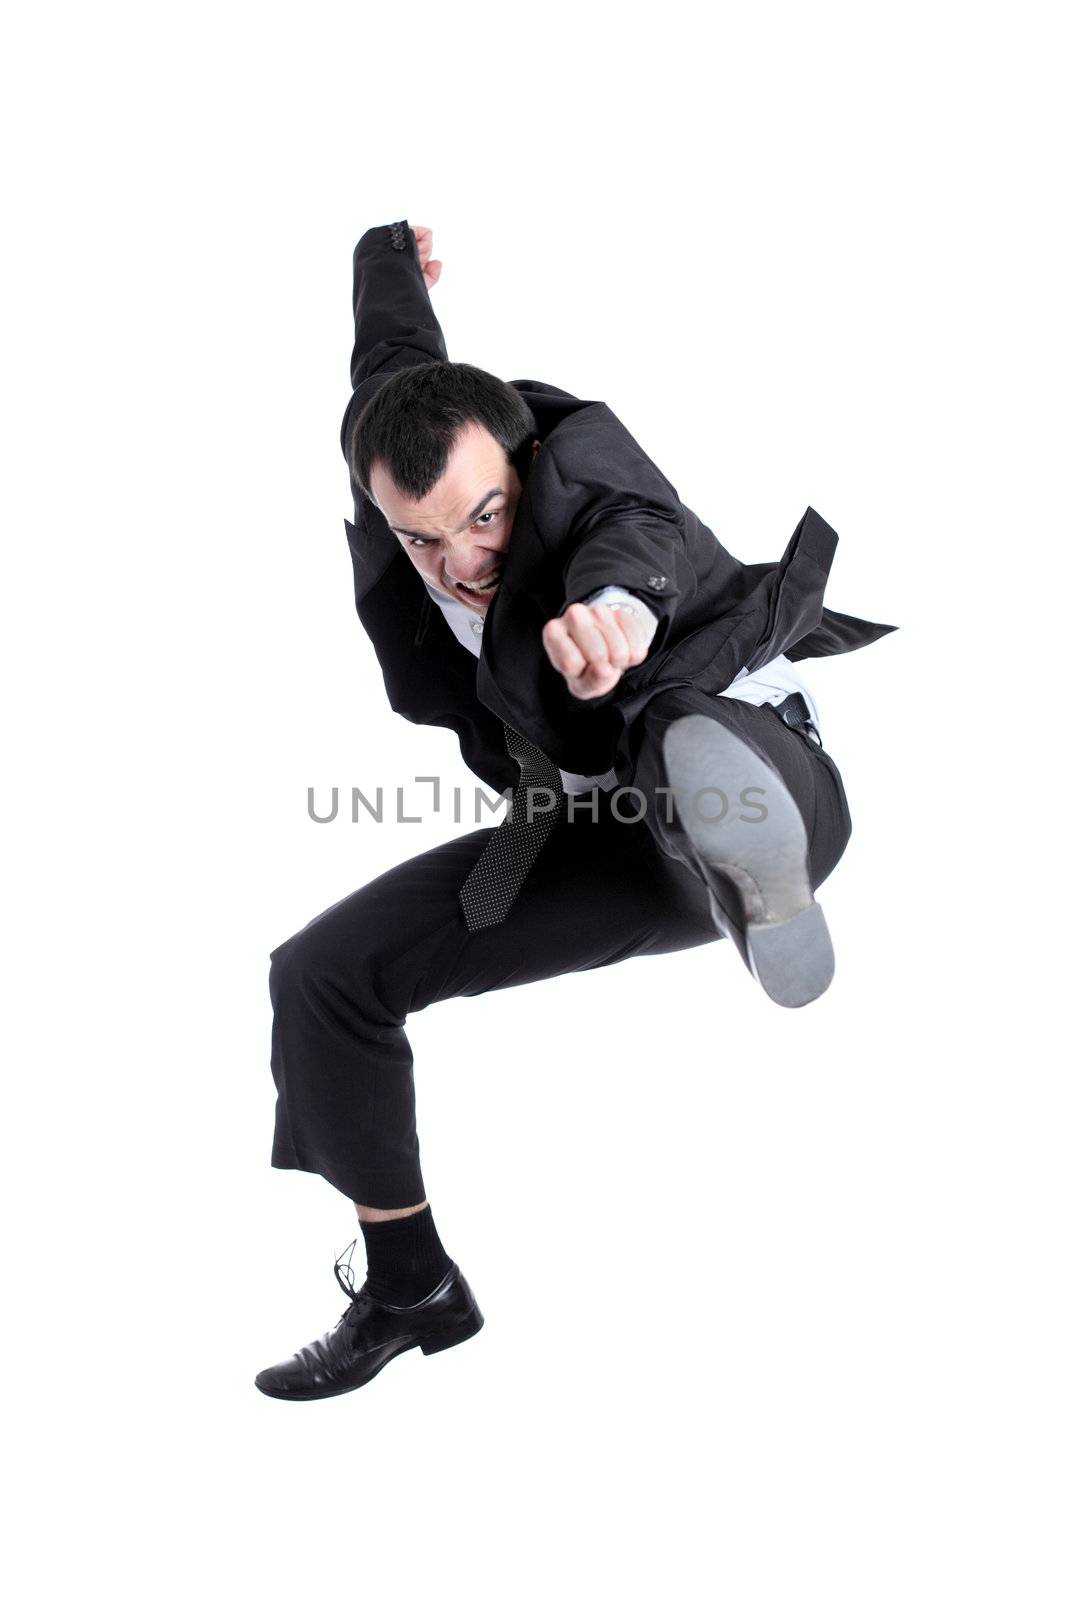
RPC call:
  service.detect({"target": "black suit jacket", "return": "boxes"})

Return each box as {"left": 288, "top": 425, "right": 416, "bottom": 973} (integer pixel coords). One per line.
{"left": 340, "top": 220, "right": 897, "bottom": 796}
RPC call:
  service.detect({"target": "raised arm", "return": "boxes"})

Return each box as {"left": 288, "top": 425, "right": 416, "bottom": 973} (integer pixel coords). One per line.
{"left": 339, "top": 219, "right": 448, "bottom": 469}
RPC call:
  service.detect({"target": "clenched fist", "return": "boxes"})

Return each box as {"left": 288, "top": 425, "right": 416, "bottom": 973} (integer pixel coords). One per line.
{"left": 409, "top": 223, "right": 442, "bottom": 290}
{"left": 542, "top": 602, "right": 657, "bottom": 701}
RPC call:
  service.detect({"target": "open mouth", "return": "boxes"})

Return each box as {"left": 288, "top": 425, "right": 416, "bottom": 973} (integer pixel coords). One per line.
{"left": 455, "top": 572, "right": 502, "bottom": 599}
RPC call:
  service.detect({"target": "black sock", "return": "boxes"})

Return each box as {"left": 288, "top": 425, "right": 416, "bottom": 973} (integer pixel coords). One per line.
{"left": 359, "top": 1204, "right": 454, "bottom": 1306}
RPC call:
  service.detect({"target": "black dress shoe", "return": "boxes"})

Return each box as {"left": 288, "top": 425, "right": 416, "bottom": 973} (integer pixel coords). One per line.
{"left": 254, "top": 1252, "right": 484, "bottom": 1402}
{"left": 662, "top": 713, "right": 834, "bottom": 1008}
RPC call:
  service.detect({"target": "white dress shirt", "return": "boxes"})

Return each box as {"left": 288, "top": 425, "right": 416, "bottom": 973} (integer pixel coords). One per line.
{"left": 421, "top": 580, "right": 821, "bottom": 793}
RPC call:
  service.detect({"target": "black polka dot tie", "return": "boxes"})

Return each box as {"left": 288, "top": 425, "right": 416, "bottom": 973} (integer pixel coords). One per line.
{"left": 459, "top": 721, "right": 565, "bottom": 931}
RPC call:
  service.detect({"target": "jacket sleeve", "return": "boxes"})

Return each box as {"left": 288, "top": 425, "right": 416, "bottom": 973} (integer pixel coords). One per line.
{"left": 339, "top": 219, "right": 449, "bottom": 467}
{"left": 544, "top": 405, "right": 698, "bottom": 656}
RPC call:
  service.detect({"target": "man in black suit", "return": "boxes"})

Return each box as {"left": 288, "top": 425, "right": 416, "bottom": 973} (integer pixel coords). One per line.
{"left": 254, "top": 219, "right": 896, "bottom": 1402}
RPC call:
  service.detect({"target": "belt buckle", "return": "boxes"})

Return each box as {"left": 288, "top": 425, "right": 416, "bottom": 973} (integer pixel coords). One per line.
{"left": 776, "top": 692, "right": 822, "bottom": 748}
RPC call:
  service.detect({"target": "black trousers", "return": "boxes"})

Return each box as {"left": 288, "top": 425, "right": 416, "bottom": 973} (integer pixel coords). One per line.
{"left": 268, "top": 686, "right": 853, "bottom": 1207}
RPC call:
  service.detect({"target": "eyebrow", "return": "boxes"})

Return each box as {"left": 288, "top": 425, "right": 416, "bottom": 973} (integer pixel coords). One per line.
{"left": 389, "top": 487, "right": 506, "bottom": 541}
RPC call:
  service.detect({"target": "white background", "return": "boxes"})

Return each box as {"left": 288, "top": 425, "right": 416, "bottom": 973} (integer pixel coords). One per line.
{"left": 3, "top": 1, "right": 1063, "bottom": 1595}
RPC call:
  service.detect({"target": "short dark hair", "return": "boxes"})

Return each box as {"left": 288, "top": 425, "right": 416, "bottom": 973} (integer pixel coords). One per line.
{"left": 348, "top": 361, "right": 538, "bottom": 505}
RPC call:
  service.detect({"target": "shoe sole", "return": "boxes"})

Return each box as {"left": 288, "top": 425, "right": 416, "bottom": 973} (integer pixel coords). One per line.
{"left": 662, "top": 714, "right": 834, "bottom": 1008}
{"left": 254, "top": 1304, "right": 485, "bottom": 1401}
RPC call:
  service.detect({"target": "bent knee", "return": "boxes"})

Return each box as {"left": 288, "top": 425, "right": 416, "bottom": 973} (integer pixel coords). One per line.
{"left": 268, "top": 925, "right": 348, "bottom": 1005}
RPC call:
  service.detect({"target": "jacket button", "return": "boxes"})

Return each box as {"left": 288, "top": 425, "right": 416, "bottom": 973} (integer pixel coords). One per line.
{"left": 646, "top": 574, "right": 667, "bottom": 590}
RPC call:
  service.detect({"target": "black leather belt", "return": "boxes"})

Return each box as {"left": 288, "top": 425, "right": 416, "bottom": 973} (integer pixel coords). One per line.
{"left": 771, "top": 690, "right": 823, "bottom": 747}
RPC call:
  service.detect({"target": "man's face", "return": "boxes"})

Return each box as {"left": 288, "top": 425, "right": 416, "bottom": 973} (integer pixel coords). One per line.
{"left": 370, "top": 421, "right": 540, "bottom": 615}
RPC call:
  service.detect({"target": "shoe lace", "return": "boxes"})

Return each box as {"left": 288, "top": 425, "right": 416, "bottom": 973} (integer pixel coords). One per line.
{"left": 333, "top": 1235, "right": 367, "bottom": 1326}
